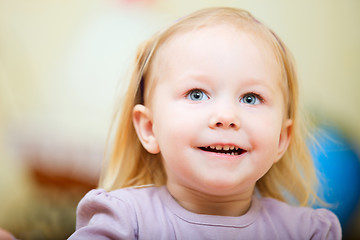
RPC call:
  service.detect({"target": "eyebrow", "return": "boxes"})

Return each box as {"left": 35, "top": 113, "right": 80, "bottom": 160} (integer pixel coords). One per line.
{"left": 178, "top": 72, "right": 209, "bottom": 82}
{"left": 175, "top": 73, "right": 219, "bottom": 89}
{"left": 238, "top": 77, "right": 276, "bottom": 90}
{"left": 182, "top": 73, "right": 276, "bottom": 92}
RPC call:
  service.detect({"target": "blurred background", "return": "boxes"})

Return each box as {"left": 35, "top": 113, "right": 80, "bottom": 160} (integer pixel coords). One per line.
{"left": 0, "top": 0, "right": 359, "bottom": 239}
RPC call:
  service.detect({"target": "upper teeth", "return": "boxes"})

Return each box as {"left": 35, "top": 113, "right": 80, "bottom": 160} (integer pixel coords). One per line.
{"left": 210, "top": 145, "right": 238, "bottom": 151}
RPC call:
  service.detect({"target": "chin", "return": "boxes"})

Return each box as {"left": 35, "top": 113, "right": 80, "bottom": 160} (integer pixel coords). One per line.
{"left": 199, "top": 180, "right": 251, "bottom": 197}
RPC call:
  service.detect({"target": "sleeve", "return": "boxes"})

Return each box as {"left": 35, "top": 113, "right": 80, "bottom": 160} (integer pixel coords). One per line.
{"left": 308, "top": 208, "right": 342, "bottom": 240}
{"left": 68, "top": 189, "right": 137, "bottom": 240}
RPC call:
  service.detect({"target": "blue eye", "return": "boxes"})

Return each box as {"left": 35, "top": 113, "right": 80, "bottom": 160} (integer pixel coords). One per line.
{"left": 241, "top": 93, "right": 261, "bottom": 105}
{"left": 187, "top": 89, "right": 209, "bottom": 101}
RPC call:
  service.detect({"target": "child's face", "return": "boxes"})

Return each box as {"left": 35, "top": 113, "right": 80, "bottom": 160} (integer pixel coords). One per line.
{"left": 134, "top": 24, "right": 292, "bottom": 198}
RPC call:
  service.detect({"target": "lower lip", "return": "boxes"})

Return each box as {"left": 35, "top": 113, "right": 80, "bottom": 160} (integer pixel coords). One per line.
{"left": 198, "top": 148, "right": 247, "bottom": 159}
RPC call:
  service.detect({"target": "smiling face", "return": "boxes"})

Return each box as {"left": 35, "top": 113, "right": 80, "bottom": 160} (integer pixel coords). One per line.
{"left": 133, "top": 24, "right": 292, "bottom": 200}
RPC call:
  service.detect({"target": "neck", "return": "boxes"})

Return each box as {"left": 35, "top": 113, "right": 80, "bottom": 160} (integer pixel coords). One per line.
{"left": 166, "top": 184, "right": 254, "bottom": 216}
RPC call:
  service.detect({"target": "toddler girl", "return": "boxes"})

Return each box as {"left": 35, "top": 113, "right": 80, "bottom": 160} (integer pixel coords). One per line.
{"left": 69, "top": 7, "right": 341, "bottom": 239}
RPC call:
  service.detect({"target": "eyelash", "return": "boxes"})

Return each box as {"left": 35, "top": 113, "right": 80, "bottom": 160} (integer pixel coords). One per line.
{"left": 185, "top": 89, "right": 264, "bottom": 104}
{"left": 185, "top": 88, "right": 209, "bottom": 101}
{"left": 240, "top": 92, "right": 264, "bottom": 104}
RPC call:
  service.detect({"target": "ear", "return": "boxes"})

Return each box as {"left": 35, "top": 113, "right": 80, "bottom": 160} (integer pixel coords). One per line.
{"left": 275, "top": 119, "right": 293, "bottom": 163}
{"left": 132, "top": 104, "right": 160, "bottom": 154}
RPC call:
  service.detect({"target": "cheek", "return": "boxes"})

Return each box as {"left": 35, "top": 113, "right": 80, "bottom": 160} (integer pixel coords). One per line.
{"left": 155, "top": 102, "right": 206, "bottom": 128}
{"left": 247, "top": 113, "right": 282, "bottom": 150}
{"left": 151, "top": 104, "right": 199, "bottom": 148}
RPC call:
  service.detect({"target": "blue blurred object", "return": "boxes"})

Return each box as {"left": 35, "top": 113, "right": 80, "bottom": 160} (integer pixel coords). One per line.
{"left": 309, "top": 126, "right": 360, "bottom": 227}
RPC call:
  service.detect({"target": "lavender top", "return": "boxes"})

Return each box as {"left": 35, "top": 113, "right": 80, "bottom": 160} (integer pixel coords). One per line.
{"left": 68, "top": 186, "right": 341, "bottom": 240}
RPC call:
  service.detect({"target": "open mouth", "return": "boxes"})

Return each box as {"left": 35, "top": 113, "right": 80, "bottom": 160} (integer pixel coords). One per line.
{"left": 199, "top": 145, "right": 246, "bottom": 156}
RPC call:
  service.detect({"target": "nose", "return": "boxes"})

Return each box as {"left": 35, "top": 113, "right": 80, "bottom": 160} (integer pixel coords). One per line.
{"left": 208, "top": 108, "right": 240, "bottom": 130}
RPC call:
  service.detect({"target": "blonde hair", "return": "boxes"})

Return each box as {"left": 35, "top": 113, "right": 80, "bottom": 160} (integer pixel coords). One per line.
{"left": 99, "top": 7, "right": 318, "bottom": 206}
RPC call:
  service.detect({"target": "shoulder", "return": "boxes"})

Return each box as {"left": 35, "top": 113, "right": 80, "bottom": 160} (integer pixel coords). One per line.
{"left": 307, "top": 208, "right": 342, "bottom": 240}
{"left": 76, "top": 188, "right": 131, "bottom": 220}
{"left": 70, "top": 186, "right": 165, "bottom": 239}
{"left": 74, "top": 188, "right": 140, "bottom": 230}
{"left": 258, "top": 198, "right": 342, "bottom": 240}
{"left": 79, "top": 185, "right": 161, "bottom": 205}
{"left": 76, "top": 186, "right": 163, "bottom": 219}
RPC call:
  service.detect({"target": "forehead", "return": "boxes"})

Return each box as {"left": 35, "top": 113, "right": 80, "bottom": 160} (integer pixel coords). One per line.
{"left": 155, "top": 24, "right": 283, "bottom": 84}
